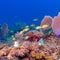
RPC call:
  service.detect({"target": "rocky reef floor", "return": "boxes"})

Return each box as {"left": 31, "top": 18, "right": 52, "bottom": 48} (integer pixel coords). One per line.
{"left": 0, "top": 33, "right": 60, "bottom": 60}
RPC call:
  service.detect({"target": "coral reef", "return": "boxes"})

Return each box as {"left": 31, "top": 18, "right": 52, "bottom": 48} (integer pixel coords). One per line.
{"left": 0, "top": 12, "right": 60, "bottom": 60}
{"left": 0, "top": 36, "right": 60, "bottom": 60}
{"left": 0, "top": 32, "right": 60, "bottom": 60}
{"left": 25, "top": 30, "right": 44, "bottom": 41}
{"left": 15, "top": 32, "right": 24, "bottom": 40}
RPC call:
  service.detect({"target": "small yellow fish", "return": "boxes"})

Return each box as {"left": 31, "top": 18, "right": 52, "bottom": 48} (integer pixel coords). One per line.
{"left": 19, "top": 31, "right": 24, "bottom": 34}
{"left": 35, "top": 26, "right": 41, "bottom": 29}
{"left": 25, "top": 36, "right": 29, "bottom": 39}
{"left": 12, "top": 37, "right": 15, "bottom": 40}
{"left": 11, "top": 35, "right": 14, "bottom": 38}
{"left": 23, "top": 28, "right": 29, "bottom": 32}
{"left": 19, "top": 28, "right": 29, "bottom": 34}
{"left": 42, "top": 24, "right": 49, "bottom": 28}
{"left": 11, "top": 35, "right": 15, "bottom": 40}
{"left": 30, "top": 24, "right": 35, "bottom": 27}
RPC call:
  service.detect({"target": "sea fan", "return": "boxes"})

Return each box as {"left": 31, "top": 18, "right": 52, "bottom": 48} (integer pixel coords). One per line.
{"left": 41, "top": 16, "right": 52, "bottom": 31}
{"left": 1, "top": 23, "right": 8, "bottom": 40}
{"left": 52, "top": 12, "right": 60, "bottom": 36}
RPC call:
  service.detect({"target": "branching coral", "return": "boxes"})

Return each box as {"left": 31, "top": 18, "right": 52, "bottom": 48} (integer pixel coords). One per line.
{"left": 15, "top": 32, "right": 24, "bottom": 40}
{"left": 25, "top": 30, "right": 44, "bottom": 42}
{"left": 0, "top": 40, "right": 59, "bottom": 60}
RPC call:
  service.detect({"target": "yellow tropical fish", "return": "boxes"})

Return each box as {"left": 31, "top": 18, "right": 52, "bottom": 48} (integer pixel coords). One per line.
{"left": 19, "top": 31, "right": 24, "bottom": 34}
{"left": 35, "top": 26, "right": 41, "bottom": 29}
{"left": 11, "top": 35, "right": 14, "bottom": 38}
{"left": 30, "top": 24, "right": 35, "bottom": 27}
{"left": 12, "top": 37, "right": 15, "bottom": 40}
{"left": 25, "top": 36, "right": 29, "bottom": 39}
{"left": 11, "top": 35, "right": 15, "bottom": 40}
{"left": 19, "top": 28, "right": 29, "bottom": 34}
{"left": 23, "top": 27, "right": 29, "bottom": 32}
{"left": 42, "top": 24, "right": 49, "bottom": 28}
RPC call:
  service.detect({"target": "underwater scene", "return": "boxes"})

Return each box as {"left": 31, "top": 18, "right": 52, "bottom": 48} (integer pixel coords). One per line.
{"left": 0, "top": 0, "right": 60, "bottom": 60}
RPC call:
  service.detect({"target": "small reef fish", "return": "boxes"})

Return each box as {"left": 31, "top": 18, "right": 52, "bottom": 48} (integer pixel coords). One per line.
{"left": 42, "top": 24, "right": 49, "bottom": 28}
{"left": 19, "top": 31, "right": 24, "bottom": 34}
{"left": 11, "top": 35, "right": 15, "bottom": 40}
{"left": 38, "top": 38, "right": 44, "bottom": 45}
{"left": 25, "top": 26, "right": 29, "bottom": 28}
{"left": 11, "top": 35, "right": 14, "bottom": 38}
{"left": 33, "top": 18, "right": 38, "bottom": 21}
{"left": 30, "top": 24, "right": 35, "bottom": 27}
{"left": 35, "top": 24, "right": 49, "bottom": 30}
{"left": 19, "top": 27, "right": 29, "bottom": 34}
{"left": 12, "top": 37, "right": 15, "bottom": 40}
{"left": 25, "top": 36, "right": 29, "bottom": 39}
{"left": 23, "top": 27, "right": 29, "bottom": 32}
{"left": 35, "top": 26, "right": 41, "bottom": 29}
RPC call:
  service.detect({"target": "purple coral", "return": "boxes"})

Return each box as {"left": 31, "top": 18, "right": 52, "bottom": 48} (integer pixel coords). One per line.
{"left": 52, "top": 12, "right": 60, "bottom": 36}
{"left": 1, "top": 23, "right": 8, "bottom": 39}
{"left": 41, "top": 16, "right": 52, "bottom": 31}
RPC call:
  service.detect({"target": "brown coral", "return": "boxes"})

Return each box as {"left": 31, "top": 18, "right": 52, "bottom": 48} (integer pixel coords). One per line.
{"left": 25, "top": 30, "right": 44, "bottom": 42}
{"left": 0, "top": 34, "right": 60, "bottom": 60}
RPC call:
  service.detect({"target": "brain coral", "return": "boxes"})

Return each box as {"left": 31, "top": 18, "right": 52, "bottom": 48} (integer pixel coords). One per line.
{"left": 41, "top": 16, "right": 52, "bottom": 31}
{"left": 52, "top": 12, "right": 60, "bottom": 36}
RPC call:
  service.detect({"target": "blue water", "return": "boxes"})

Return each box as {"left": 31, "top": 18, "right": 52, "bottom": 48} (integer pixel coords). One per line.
{"left": 0, "top": 0, "right": 60, "bottom": 28}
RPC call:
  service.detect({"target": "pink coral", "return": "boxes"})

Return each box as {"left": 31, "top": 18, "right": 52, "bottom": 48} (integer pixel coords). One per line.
{"left": 15, "top": 32, "right": 24, "bottom": 40}
{"left": 52, "top": 12, "right": 60, "bottom": 36}
{"left": 41, "top": 16, "right": 52, "bottom": 31}
{"left": 25, "top": 30, "right": 44, "bottom": 42}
